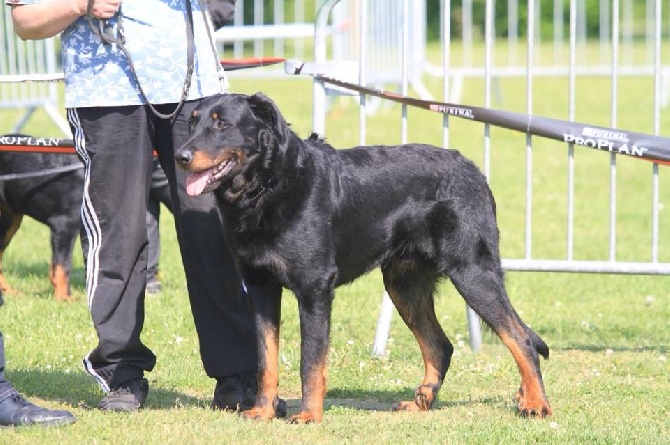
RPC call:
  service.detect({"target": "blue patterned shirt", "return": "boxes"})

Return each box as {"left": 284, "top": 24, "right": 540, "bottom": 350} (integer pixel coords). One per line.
{"left": 6, "top": 0, "right": 226, "bottom": 108}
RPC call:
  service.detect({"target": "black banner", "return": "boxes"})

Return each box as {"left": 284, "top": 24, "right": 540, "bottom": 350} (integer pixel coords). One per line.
{"left": 316, "top": 75, "right": 670, "bottom": 166}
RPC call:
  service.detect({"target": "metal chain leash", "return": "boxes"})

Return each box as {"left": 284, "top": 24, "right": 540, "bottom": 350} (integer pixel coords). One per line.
{"left": 85, "top": 0, "right": 196, "bottom": 121}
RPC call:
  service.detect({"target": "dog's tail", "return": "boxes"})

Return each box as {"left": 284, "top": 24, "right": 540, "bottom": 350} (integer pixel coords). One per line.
{"left": 530, "top": 329, "right": 550, "bottom": 360}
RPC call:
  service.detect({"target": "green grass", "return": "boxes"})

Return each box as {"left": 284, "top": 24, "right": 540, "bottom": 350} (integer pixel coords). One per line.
{"left": 0, "top": 42, "right": 669, "bottom": 443}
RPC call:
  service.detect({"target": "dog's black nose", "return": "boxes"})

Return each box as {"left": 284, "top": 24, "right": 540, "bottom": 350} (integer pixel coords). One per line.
{"left": 175, "top": 148, "right": 194, "bottom": 166}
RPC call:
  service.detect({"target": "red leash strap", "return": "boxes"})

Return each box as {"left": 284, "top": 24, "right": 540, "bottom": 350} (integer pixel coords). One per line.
{"left": 220, "top": 57, "right": 286, "bottom": 71}
{"left": 0, "top": 136, "right": 76, "bottom": 154}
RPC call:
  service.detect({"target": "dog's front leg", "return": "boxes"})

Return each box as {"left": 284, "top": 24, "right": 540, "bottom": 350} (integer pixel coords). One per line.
{"left": 241, "top": 276, "right": 284, "bottom": 421}
{"left": 289, "top": 290, "right": 333, "bottom": 424}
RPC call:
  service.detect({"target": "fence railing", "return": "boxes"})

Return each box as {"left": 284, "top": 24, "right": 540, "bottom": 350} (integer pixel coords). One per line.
{"left": 0, "top": 8, "right": 70, "bottom": 136}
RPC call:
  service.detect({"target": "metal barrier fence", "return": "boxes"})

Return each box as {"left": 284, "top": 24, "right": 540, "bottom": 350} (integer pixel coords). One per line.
{"left": 306, "top": 0, "right": 670, "bottom": 355}
{"left": 214, "top": 0, "right": 313, "bottom": 78}
{"left": 330, "top": 0, "right": 431, "bottom": 100}
{"left": 213, "top": 0, "right": 428, "bottom": 92}
{"left": 0, "top": 8, "right": 69, "bottom": 136}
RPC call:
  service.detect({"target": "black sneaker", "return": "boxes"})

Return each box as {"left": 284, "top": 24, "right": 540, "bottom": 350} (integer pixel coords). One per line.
{"left": 211, "top": 373, "right": 286, "bottom": 417}
{"left": 98, "top": 378, "right": 149, "bottom": 412}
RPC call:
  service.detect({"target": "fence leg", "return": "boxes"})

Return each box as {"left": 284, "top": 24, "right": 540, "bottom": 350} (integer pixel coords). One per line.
{"left": 373, "top": 293, "right": 483, "bottom": 356}
{"left": 466, "top": 305, "right": 482, "bottom": 353}
{"left": 371, "top": 291, "right": 394, "bottom": 356}
{"left": 11, "top": 107, "right": 36, "bottom": 134}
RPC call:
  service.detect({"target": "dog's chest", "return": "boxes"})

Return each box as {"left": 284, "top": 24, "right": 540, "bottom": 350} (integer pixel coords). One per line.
{"left": 233, "top": 236, "right": 293, "bottom": 282}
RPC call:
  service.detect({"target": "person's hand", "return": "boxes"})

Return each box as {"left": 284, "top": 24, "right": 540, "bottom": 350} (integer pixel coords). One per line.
{"left": 80, "top": 0, "right": 122, "bottom": 19}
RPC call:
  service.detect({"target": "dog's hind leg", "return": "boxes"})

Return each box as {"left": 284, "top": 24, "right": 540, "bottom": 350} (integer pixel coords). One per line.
{"left": 382, "top": 258, "right": 453, "bottom": 412}
{"left": 49, "top": 225, "right": 77, "bottom": 302}
{"left": 447, "top": 258, "right": 552, "bottom": 418}
{"left": 0, "top": 211, "right": 23, "bottom": 295}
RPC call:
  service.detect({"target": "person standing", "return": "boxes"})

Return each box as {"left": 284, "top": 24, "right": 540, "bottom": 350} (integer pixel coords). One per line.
{"left": 6, "top": 0, "right": 279, "bottom": 415}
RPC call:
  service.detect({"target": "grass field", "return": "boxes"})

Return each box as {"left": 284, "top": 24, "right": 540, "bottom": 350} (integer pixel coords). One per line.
{"left": 0, "top": 44, "right": 669, "bottom": 443}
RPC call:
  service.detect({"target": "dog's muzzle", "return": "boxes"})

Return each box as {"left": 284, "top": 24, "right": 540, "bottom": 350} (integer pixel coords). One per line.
{"left": 175, "top": 148, "right": 194, "bottom": 167}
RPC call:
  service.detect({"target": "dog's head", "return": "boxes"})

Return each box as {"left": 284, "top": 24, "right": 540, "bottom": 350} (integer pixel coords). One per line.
{"left": 175, "top": 92, "right": 290, "bottom": 197}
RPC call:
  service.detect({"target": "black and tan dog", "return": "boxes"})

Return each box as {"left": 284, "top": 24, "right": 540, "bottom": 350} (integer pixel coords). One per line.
{"left": 175, "top": 93, "right": 552, "bottom": 423}
{"left": 0, "top": 136, "right": 83, "bottom": 302}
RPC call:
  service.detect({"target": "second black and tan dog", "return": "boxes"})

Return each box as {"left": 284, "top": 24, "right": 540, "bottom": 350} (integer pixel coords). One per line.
{"left": 175, "top": 92, "right": 552, "bottom": 423}
{"left": 0, "top": 137, "right": 83, "bottom": 302}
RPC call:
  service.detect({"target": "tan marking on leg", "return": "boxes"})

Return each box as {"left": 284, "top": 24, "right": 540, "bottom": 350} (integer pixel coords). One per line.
{"left": 290, "top": 353, "right": 327, "bottom": 424}
{"left": 242, "top": 322, "right": 279, "bottom": 421}
{"left": 0, "top": 250, "right": 10, "bottom": 292}
{"left": 50, "top": 263, "right": 74, "bottom": 302}
{"left": 387, "top": 288, "right": 442, "bottom": 412}
{"left": 499, "top": 331, "right": 552, "bottom": 418}
{"left": 0, "top": 215, "right": 23, "bottom": 295}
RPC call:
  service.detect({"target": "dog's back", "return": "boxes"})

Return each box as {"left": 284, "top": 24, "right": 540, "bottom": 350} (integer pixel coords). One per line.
{"left": 0, "top": 151, "right": 83, "bottom": 222}
{"left": 0, "top": 149, "right": 84, "bottom": 301}
{"left": 333, "top": 143, "right": 496, "bottom": 220}
{"left": 299, "top": 141, "right": 500, "bottom": 286}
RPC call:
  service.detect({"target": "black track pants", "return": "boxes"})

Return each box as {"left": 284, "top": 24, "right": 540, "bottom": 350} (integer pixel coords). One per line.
{"left": 68, "top": 101, "right": 258, "bottom": 391}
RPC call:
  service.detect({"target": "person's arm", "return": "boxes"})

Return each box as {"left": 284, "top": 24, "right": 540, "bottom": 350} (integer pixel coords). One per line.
{"left": 10, "top": 0, "right": 121, "bottom": 40}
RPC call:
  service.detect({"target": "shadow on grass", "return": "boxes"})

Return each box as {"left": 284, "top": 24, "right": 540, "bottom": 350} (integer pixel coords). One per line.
{"left": 245, "top": 393, "right": 511, "bottom": 417}
{"left": 322, "top": 388, "right": 510, "bottom": 413}
{"left": 7, "top": 370, "right": 515, "bottom": 415}
{"left": 7, "top": 369, "right": 207, "bottom": 410}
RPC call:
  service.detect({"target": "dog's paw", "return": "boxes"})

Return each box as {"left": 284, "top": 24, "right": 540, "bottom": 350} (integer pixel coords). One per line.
{"left": 514, "top": 388, "right": 552, "bottom": 418}
{"left": 241, "top": 405, "right": 276, "bottom": 421}
{"left": 392, "top": 401, "right": 423, "bottom": 412}
{"left": 288, "top": 410, "right": 321, "bottom": 424}
{"left": 55, "top": 293, "right": 76, "bottom": 302}
{"left": 392, "top": 384, "right": 436, "bottom": 412}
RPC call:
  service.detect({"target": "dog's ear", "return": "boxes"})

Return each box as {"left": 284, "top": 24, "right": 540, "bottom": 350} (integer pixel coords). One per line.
{"left": 247, "top": 93, "right": 289, "bottom": 145}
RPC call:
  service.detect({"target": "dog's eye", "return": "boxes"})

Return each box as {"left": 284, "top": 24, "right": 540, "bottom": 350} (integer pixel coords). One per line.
{"left": 216, "top": 120, "right": 228, "bottom": 130}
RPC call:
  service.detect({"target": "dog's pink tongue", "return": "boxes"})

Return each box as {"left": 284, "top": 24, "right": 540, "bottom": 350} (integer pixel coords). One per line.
{"left": 186, "top": 171, "right": 211, "bottom": 196}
